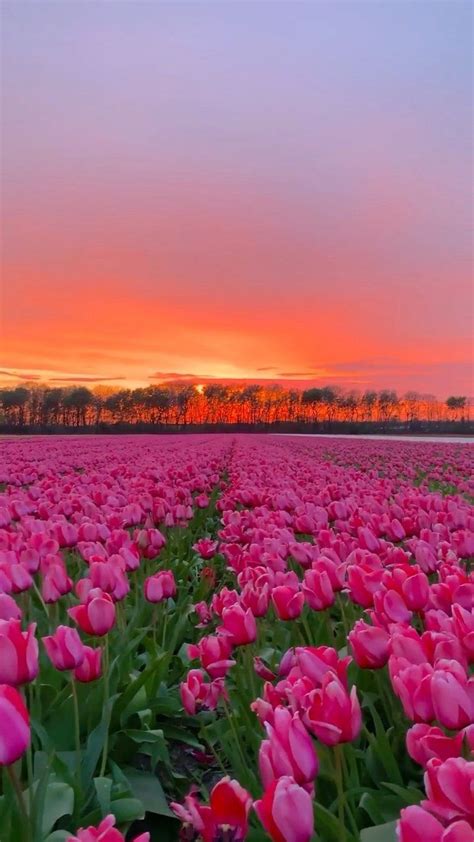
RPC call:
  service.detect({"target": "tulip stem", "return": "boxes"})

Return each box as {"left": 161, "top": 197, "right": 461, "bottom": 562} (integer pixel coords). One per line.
{"left": 70, "top": 676, "right": 81, "bottom": 794}
{"left": 6, "top": 765, "right": 29, "bottom": 839}
{"left": 100, "top": 637, "right": 110, "bottom": 777}
{"left": 161, "top": 603, "right": 168, "bottom": 650}
{"left": 334, "top": 744, "right": 347, "bottom": 842}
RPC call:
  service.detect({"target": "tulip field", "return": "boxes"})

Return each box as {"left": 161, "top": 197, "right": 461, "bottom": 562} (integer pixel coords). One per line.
{"left": 0, "top": 434, "right": 473, "bottom": 842}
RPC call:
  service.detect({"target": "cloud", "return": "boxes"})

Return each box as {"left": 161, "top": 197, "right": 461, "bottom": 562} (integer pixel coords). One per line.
{"left": 148, "top": 371, "right": 219, "bottom": 382}
{"left": 278, "top": 371, "right": 317, "bottom": 377}
{"left": 0, "top": 369, "right": 42, "bottom": 381}
{"left": 50, "top": 376, "right": 127, "bottom": 383}
{"left": 256, "top": 366, "right": 277, "bottom": 372}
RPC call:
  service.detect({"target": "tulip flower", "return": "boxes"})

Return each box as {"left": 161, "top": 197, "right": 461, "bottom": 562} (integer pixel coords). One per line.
{"left": 348, "top": 619, "right": 390, "bottom": 669}
{"left": 67, "top": 813, "right": 150, "bottom": 841}
{"left": 192, "top": 538, "right": 218, "bottom": 559}
{"left": 397, "top": 805, "right": 446, "bottom": 842}
{"left": 302, "top": 569, "right": 335, "bottom": 611}
{"left": 218, "top": 605, "right": 257, "bottom": 646}
{"left": 431, "top": 666, "right": 474, "bottom": 730}
{"left": 423, "top": 757, "right": 474, "bottom": 824}
{"left": 259, "top": 706, "right": 318, "bottom": 792}
{"left": 42, "top": 563, "right": 73, "bottom": 604}
{"left": 0, "top": 594, "right": 22, "bottom": 621}
{"left": 295, "top": 646, "right": 351, "bottom": 688}
{"left": 68, "top": 588, "right": 116, "bottom": 636}
{"left": 406, "top": 725, "right": 464, "bottom": 768}
{"left": 272, "top": 587, "right": 305, "bottom": 621}
{"left": 172, "top": 777, "right": 251, "bottom": 842}
{"left": 254, "top": 776, "right": 314, "bottom": 842}
{"left": 0, "top": 684, "right": 30, "bottom": 765}
{"left": 43, "top": 626, "right": 85, "bottom": 671}
{"left": 74, "top": 646, "right": 102, "bottom": 683}
{"left": 188, "top": 635, "right": 236, "bottom": 679}
{"left": 144, "top": 570, "right": 176, "bottom": 603}
{"left": 304, "top": 673, "right": 361, "bottom": 746}
{"left": 0, "top": 619, "right": 38, "bottom": 686}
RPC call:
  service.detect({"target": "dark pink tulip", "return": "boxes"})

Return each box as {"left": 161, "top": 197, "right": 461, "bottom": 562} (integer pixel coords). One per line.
{"left": 347, "top": 560, "right": 384, "bottom": 608}
{"left": 0, "top": 684, "right": 30, "bottom": 765}
{"left": 68, "top": 588, "right": 116, "bottom": 637}
{"left": 348, "top": 619, "right": 390, "bottom": 669}
{"left": 431, "top": 667, "right": 473, "bottom": 730}
{"left": 390, "top": 659, "right": 435, "bottom": 722}
{"left": 305, "top": 673, "right": 361, "bottom": 745}
{"left": 0, "top": 594, "right": 21, "bottom": 621}
{"left": 295, "top": 646, "right": 351, "bottom": 687}
{"left": 144, "top": 570, "right": 176, "bottom": 603}
{"left": 254, "top": 657, "right": 276, "bottom": 681}
{"left": 43, "top": 625, "right": 85, "bottom": 671}
{"left": 0, "top": 620, "right": 38, "bottom": 686}
{"left": 406, "top": 724, "right": 464, "bottom": 768}
{"left": 192, "top": 538, "right": 218, "bottom": 559}
{"left": 254, "top": 776, "right": 314, "bottom": 842}
{"left": 180, "top": 669, "right": 208, "bottom": 715}
{"left": 219, "top": 605, "right": 257, "bottom": 646}
{"left": 397, "top": 805, "right": 445, "bottom": 842}
{"left": 193, "top": 600, "right": 212, "bottom": 626}
{"left": 241, "top": 582, "right": 271, "bottom": 617}
{"left": 8, "top": 563, "right": 33, "bottom": 594}
{"left": 272, "top": 587, "right": 305, "bottom": 621}
{"left": 259, "top": 706, "right": 318, "bottom": 792}
{"left": 302, "top": 569, "right": 335, "bottom": 611}
{"left": 73, "top": 646, "right": 102, "bottom": 683}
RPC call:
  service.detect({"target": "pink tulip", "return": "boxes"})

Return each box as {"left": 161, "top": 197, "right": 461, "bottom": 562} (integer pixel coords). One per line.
{"left": 67, "top": 813, "right": 149, "bottom": 841}
{"left": 348, "top": 619, "right": 390, "bottom": 669}
{"left": 304, "top": 673, "right": 361, "bottom": 745}
{"left": 0, "top": 620, "right": 38, "bottom": 686}
{"left": 302, "top": 569, "right": 335, "bottom": 611}
{"left": 259, "top": 706, "right": 318, "bottom": 792}
{"left": 144, "top": 570, "right": 176, "bottom": 603}
{"left": 43, "top": 626, "right": 85, "bottom": 671}
{"left": 295, "top": 646, "right": 351, "bottom": 688}
{"left": 73, "top": 646, "right": 102, "bottom": 683}
{"left": 42, "top": 563, "right": 73, "bottom": 603}
{"left": 219, "top": 605, "right": 257, "bottom": 646}
{"left": 431, "top": 667, "right": 474, "bottom": 730}
{"left": 397, "top": 805, "right": 445, "bottom": 842}
{"left": 406, "top": 724, "right": 464, "bottom": 768}
{"left": 0, "top": 594, "right": 21, "bottom": 621}
{"left": 68, "top": 588, "right": 116, "bottom": 637}
{"left": 423, "top": 757, "right": 474, "bottom": 824}
{"left": 254, "top": 776, "right": 314, "bottom": 842}
{"left": 0, "top": 684, "right": 30, "bottom": 765}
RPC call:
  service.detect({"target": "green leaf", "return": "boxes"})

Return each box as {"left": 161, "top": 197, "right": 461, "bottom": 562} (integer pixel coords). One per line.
{"left": 314, "top": 803, "right": 357, "bottom": 842}
{"left": 123, "top": 767, "right": 174, "bottom": 817}
{"left": 109, "top": 797, "right": 145, "bottom": 824}
{"left": 360, "top": 821, "right": 397, "bottom": 842}
{"left": 41, "top": 781, "right": 74, "bottom": 836}
{"left": 44, "top": 832, "right": 70, "bottom": 842}
{"left": 381, "top": 783, "right": 423, "bottom": 805}
{"left": 94, "top": 777, "right": 113, "bottom": 818}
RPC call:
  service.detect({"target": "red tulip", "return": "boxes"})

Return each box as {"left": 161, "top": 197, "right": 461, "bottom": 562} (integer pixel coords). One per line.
{"left": 74, "top": 646, "right": 102, "bottom": 683}
{"left": 254, "top": 776, "right": 314, "bottom": 842}
{"left": 68, "top": 588, "right": 116, "bottom": 636}
{"left": 188, "top": 635, "right": 236, "bottom": 679}
{"left": 0, "top": 619, "right": 38, "bottom": 686}
{"left": 171, "top": 777, "right": 251, "bottom": 842}
{"left": 43, "top": 626, "right": 85, "bottom": 671}
{"left": 67, "top": 813, "right": 149, "bottom": 841}
{"left": 0, "top": 684, "right": 30, "bottom": 765}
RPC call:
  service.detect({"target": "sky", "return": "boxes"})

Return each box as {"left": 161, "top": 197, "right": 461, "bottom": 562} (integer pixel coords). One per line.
{"left": 1, "top": 0, "right": 472, "bottom": 397}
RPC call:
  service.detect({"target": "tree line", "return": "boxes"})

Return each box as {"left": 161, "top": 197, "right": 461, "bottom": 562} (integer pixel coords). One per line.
{"left": 0, "top": 383, "right": 470, "bottom": 432}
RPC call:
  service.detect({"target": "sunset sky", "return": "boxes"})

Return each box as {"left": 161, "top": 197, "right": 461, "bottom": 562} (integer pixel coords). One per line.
{"left": 1, "top": 1, "right": 472, "bottom": 397}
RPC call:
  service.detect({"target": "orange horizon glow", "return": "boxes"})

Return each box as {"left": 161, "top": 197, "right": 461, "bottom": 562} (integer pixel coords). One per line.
{"left": 1, "top": 3, "right": 472, "bottom": 400}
